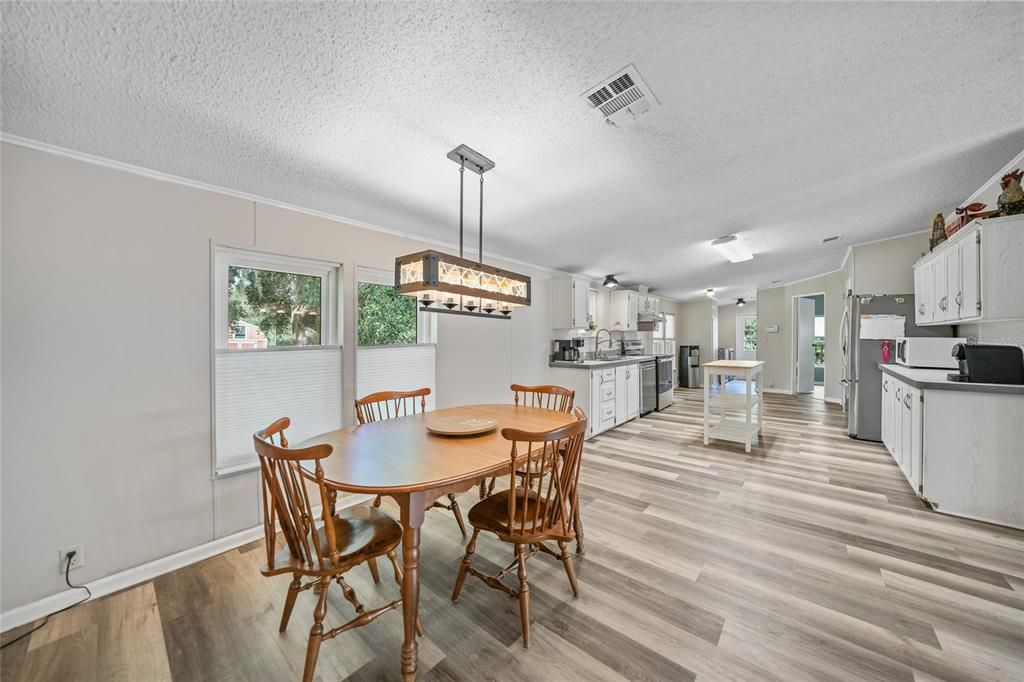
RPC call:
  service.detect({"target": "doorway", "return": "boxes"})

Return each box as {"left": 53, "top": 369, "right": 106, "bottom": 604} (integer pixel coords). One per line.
{"left": 792, "top": 293, "right": 825, "bottom": 399}
{"left": 736, "top": 314, "right": 757, "bottom": 361}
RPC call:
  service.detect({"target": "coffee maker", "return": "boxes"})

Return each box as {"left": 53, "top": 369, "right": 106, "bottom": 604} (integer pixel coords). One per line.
{"left": 553, "top": 339, "right": 584, "bottom": 362}
{"left": 949, "top": 343, "right": 1024, "bottom": 384}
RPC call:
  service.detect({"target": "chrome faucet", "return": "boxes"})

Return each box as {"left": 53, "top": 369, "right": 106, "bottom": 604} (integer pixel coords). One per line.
{"left": 594, "top": 328, "right": 617, "bottom": 359}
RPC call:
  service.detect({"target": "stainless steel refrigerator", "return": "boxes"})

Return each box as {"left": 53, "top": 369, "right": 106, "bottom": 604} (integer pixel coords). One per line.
{"left": 841, "top": 293, "right": 952, "bottom": 441}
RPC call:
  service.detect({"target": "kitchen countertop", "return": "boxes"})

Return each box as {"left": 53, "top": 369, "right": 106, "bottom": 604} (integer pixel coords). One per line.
{"left": 878, "top": 364, "right": 1024, "bottom": 395}
{"left": 549, "top": 355, "right": 657, "bottom": 369}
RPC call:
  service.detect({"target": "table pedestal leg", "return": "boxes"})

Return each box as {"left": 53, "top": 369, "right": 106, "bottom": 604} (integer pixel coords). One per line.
{"left": 398, "top": 491, "right": 426, "bottom": 681}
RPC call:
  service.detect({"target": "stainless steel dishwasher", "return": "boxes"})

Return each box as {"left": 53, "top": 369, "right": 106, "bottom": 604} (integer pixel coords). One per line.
{"left": 639, "top": 359, "right": 657, "bottom": 416}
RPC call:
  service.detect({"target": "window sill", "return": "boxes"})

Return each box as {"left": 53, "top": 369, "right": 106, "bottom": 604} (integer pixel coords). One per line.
{"left": 213, "top": 461, "right": 261, "bottom": 479}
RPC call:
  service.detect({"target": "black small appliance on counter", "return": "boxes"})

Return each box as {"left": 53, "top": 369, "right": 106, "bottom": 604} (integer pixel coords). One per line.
{"left": 552, "top": 338, "right": 584, "bottom": 362}
{"left": 948, "top": 344, "right": 1024, "bottom": 384}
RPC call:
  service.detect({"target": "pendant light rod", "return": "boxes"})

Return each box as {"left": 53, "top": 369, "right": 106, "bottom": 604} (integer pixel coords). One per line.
{"left": 478, "top": 170, "right": 484, "bottom": 265}
{"left": 458, "top": 156, "right": 465, "bottom": 258}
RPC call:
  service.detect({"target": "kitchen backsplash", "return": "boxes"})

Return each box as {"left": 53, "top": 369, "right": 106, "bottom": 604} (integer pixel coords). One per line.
{"left": 958, "top": 320, "right": 1024, "bottom": 351}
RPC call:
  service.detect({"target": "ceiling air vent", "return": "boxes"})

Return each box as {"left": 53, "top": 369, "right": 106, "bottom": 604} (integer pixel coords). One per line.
{"left": 582, "top": 64, "right": 659, "bottom": 126}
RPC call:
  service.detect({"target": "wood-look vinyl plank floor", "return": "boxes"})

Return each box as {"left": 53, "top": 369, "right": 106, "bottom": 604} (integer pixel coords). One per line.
{"left": 3, "top": 389, "right": 1024, "bottom": 680}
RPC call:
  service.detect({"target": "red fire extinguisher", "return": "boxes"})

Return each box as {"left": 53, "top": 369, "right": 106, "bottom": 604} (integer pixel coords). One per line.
{"left": 880, "top": 339, "right": 892, "bottom": 363}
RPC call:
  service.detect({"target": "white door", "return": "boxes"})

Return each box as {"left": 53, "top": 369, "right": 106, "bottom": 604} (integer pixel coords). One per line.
{"left": 795, "top": 298, "right": 815, "bottom": 393}
{"left": 736, "top": 315, "right": 756, "bottom": 361}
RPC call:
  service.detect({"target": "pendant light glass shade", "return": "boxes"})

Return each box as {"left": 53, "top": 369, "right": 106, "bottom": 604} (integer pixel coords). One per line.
{"left": 395, "top": 250, "right": 531, "bottom": 316}
{"left": 395, "top": 144, "right": 531, "bottom": 318}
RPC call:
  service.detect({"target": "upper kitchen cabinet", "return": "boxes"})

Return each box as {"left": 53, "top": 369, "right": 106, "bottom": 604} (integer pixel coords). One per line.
{"left": 550, "top": 276, "right": 591, "bottom": 329}
{"left": 609, "top": 290, "right": 640, "bottom": 331}
{"left": 913, "top": 215, "right": 1024, "bottom": 325}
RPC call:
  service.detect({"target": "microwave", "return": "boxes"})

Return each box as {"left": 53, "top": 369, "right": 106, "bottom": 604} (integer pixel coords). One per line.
{"left": 895, "top": 337, "right": 965, "bottom": 369}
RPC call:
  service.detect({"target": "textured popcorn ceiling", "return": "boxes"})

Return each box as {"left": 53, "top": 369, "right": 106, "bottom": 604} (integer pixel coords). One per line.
{"left": 3, "top": 2, "right": 1022, "bottom": 300}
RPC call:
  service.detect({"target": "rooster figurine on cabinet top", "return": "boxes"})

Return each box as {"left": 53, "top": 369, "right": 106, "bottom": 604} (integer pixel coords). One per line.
{"left": 998, "top": 169, "right": 1024, "bottom": 216}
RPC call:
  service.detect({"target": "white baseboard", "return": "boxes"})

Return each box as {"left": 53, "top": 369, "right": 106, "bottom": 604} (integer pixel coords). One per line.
{"left": 1, "top": 494, "right": 372, "bottom": 634}
{"left": 824, "top": 397, "right": 843, "bottom": 405}
{"left": 761, "top": 388, "right": 793, "bottom": 394}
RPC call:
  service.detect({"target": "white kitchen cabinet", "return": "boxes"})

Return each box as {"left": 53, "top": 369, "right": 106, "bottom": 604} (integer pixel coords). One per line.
{"left": 626, "top": 364, "right": 639, "bottom": 419}
{"left": 610, "top": 290, "right": 639, "bottom": 331}
{"left": 549, "top": 363, "right": 640, "bottom": 439}
{"left": 912, "top": 258, "right": 934, "bottom": 325}
{"left": 880, "top": 376, "right": 925, "bottom": 495}
{"left": 615, "top": 365, "right": 628, "bottom": 424}
{"left": 913, "top": 215, "right": 1024, "bottom": 325}
{"left": 550, "top": 276, "right": 590, "bottom": 329}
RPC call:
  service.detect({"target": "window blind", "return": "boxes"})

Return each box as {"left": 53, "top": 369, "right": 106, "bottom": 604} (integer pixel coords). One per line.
{"left": 214, "top": 346, "right": 343, "bottom": 475}
{"left": 356, "top": 345, "right": 436, "bottom": 411}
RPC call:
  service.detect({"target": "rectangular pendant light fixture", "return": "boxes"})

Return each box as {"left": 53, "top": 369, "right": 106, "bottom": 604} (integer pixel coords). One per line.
{"left": 394, "top": 144, "right": 531, "bottom": 319}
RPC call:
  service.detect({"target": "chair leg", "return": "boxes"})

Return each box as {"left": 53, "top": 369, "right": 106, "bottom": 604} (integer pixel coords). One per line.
{"left": 452, "top": 529, "right": 479, "bottom": 603}
{"left": 279, "top": 575, "right": 302, "bottom": 632}
{"left": 373, "top": 494, "right": 382, "bottom": 508}
{"left": 487, "top": 477, "right": 496, "bottom": 496}
{"left": 516, "top": 544, "right": 531, "bottom": 648}
{"left": 478, "top": 479, "right": 488, "bottom": 500}
{"left": 559, "top": 540, "right": 579, "bottom": 597}
{"left": 367, "top": 556, "right": 381, "bottom": 584}
{"left": 387, "top": 550, "right": 424, "bottom": 637}
{"left": 573, "top": 503, "right": 586, "bottom": 556}
{"left": 337, "top": 575, "right": 364, "bottom": 614}
{"left": 448, "top": 494, "right": 467, "bottom": 537}
{"left": 302, "top": 577, "right": 330, "bottom": 682}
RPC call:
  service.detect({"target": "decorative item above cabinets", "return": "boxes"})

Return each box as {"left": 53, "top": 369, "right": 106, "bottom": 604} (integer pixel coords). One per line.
{"left": 913, "top": 214, "right": 1024, "bottom": 326}
{"left": 395, "top": 145, "right": 531, "bottom": 319}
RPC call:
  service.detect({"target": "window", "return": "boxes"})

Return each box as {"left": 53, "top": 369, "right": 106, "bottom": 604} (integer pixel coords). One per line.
{"left": 212, "top": 246, "right": 342, "bottom": 476}
{"left": 228, "top": 266, "right": 322, "bottom": 347}
{"left": 357, "top": 282, "right": 418, "bottom": 346}
{"left": 587, "top": 289, "right": 598, "bottom": 329}
{"left": 813, "top": 316, "right": 825, "bottom": 366}
{"left": 354, "top": 266, "right": 436, "bottom": 411}
{"left": 743, "top": 318, "right": 757, "bottom": 352}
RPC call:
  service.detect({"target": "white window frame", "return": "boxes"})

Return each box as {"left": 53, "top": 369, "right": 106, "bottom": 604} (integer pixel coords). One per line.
{"left": 211, "top": 244, "right": 343, "bottom": 478}
{"left": 214, "top": 245, "right": 340, "bottom": 350}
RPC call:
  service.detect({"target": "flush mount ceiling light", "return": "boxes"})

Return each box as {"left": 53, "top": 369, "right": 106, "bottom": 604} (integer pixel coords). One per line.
{"left": 395, "top": 145, "right": 531, "bottom": 319}
{"left": 603, "top": 274, "right": 619, "bottom": 289}
{"left": 710, "top": 234, "right": 754, "bottom": 263}
{"left": 705, "top": 288, "right": 715, "bottom": 298}
{"left": 737, "top": 298, "right": 746, "bottom": 307}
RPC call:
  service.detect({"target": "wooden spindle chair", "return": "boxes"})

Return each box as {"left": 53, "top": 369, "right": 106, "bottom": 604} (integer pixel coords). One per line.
{"left": 481, "top": 384, "right": 574, "bottom": 498}
{"left": 481, "top": 384, "right": 585, "bottom": 554}
{"left": 354, "top": 388, "right": 467, "bottom": 537}
{"left": 452, "top": 407, "right": 588, "bottom": 648}
{"left": 254, "top": 418, "right": 420, "bottom": 682}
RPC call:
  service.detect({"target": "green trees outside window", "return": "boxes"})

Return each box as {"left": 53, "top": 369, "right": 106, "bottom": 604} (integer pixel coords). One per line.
{"left": 743, "top": 318, "right": 757, "bottom": 352}
{"left": 357, "top": 282, "right": 418, "bottom": 346}
{"left": 228, "top": 266, "right": 322, "bottom": 346}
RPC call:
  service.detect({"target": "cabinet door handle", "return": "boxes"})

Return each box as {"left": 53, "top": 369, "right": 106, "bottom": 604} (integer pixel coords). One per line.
{"left": 883, "top": 380, "right": 888, "bottom": 392}
{"left": 904, "top": 394, "right": 912, "bottom": 408}
{"left": 938, "top": 296, "right": 947, "bottom": 311}
{"left": 955, "top": 292, "right": 962, "bottom": 308}
{"left": 918, "top": 304, "right": 926, "bottom": 314}
{"left": 895, "top": 387, "right": 902, "bottom": 400}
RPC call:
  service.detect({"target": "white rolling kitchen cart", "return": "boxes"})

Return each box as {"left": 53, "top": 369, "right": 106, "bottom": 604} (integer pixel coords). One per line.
{"left": 703, "top": 360, "right": 765, "bottom": 453}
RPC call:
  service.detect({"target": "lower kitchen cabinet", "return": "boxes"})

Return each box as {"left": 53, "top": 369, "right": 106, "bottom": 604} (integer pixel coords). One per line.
{"left": 549, "top": 362, "right": 640, "bottom": 438}
{"left": 881, "top": 367, "right": 1024, "bottom": 530}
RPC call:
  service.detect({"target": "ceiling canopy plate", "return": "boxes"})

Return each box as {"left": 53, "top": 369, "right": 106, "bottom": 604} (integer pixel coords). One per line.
{"left": 446, "top": 144, "right": 495, "bottom": 174}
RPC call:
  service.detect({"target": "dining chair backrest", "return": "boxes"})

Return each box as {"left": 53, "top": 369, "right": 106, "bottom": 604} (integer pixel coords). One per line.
{"left": 253, "top": 417, "right": 340, "bottom": 573}
{"left": 355, "top": 388, "right": 431, "bottom": 424}
{"left": 500, "top": 407, "right": 587, "bottom": 542}
{"left": 511, "top": 384, "right": 574, "bottom": 413}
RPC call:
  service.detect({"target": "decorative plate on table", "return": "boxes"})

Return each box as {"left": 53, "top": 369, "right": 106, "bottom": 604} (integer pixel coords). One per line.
{"left": 424, "top": 414, "right": 499, "bottom": 436}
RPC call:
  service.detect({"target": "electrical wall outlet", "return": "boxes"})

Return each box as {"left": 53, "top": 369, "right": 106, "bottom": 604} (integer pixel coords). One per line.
{"left": 58, "top": 544, "right": 85, "bottom": 573}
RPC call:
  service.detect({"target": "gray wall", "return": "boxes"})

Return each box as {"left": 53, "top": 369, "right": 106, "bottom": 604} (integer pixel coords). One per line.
{"left": 0, "top": 142, "right": 554, "bottom": 612}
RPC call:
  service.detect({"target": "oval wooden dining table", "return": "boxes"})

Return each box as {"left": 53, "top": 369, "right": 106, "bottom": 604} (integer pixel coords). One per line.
{"left": 296, "top": 403, "right": 577, "bottom": 681}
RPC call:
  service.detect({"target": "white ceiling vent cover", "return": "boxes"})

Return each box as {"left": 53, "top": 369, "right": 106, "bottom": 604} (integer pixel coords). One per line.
{"left": 583, "top": 64, "right": 659, "bottom": 126}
